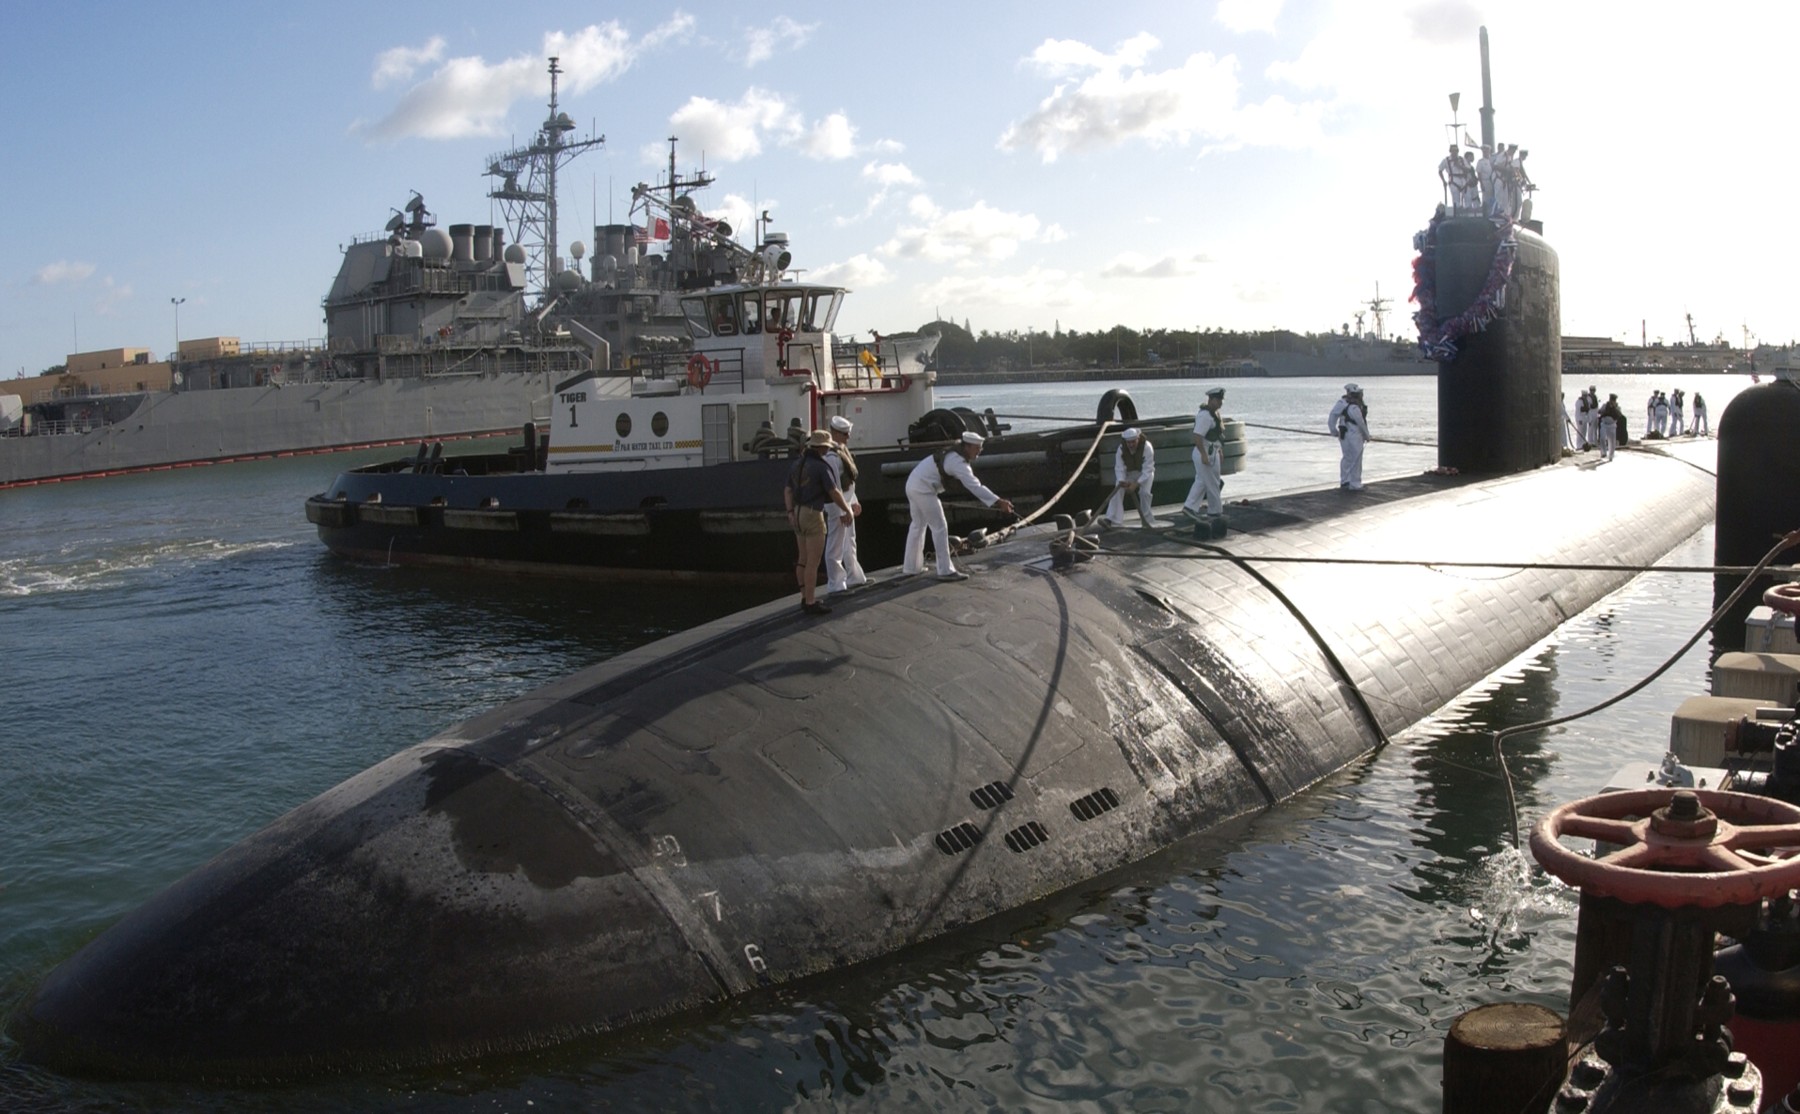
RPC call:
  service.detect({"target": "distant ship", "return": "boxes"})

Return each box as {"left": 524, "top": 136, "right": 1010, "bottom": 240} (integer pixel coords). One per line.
{"left": 1253, "top": 284, "right": 1435, "bottom": 379}
{"left": 0, "top": 59, "right": 874, "bottom": 490}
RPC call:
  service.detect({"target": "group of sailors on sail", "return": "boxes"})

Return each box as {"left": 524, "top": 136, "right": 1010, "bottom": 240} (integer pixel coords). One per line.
{"left": 1438, "top": 141, "right": 1534, "bottom": 221}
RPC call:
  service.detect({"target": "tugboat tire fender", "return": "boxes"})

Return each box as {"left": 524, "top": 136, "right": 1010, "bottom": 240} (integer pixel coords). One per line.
{"left": 1764, "top": 582, "right": 1800, "bottom": 616}
{"left": 1097, "top": 389, "right": 1138, "bottom": 425}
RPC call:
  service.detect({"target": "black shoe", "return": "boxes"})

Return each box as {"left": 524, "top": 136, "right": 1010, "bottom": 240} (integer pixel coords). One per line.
{"left": 802, "top": 601, "right": 832, "bottom": 615}
{"left": 936, "top": 571, "right": 970, "bottom": 582}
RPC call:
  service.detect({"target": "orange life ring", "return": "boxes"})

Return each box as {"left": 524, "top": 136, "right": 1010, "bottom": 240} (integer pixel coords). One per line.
{"left": 686, "top": 354, "right": 713, "bottom": 389}
{"left": 1764, "top": 582, "right": 1800, "bottom": 616}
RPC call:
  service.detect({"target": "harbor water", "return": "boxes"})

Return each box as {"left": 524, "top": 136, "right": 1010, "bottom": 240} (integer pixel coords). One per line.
{"left": 0, "top": 374, "right": 1754, "bottom": 1111}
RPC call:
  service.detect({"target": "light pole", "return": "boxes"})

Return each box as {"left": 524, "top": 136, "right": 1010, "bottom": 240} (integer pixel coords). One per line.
{"left": 170, "top": 297, "right": 186, "bottom": 362}
{"left": 1027, "top": 326, "right": 1034, "bottom": 369}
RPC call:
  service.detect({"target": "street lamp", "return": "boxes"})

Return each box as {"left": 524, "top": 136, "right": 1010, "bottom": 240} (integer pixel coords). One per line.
{"left": 1027, "top": 326, "right": 1034, "bottom": 369}
{"left": 170, "top": 297, "right": 186, "bottom": 362}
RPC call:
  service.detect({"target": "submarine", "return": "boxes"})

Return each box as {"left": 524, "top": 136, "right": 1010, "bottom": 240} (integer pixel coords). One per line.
{"left": 8, "top": 39, "right": 1722, "bottom": 1081}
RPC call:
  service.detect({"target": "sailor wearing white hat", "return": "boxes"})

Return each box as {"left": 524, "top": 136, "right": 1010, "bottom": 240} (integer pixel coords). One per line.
{"left": 903, "top": 430, "right": 1014, "bottom": 580}
{"left": 1103, "top": 427, "right": 1157, "bottom": 528}
{"left": 1181, "top": 387, "right": 1227, "bottom": 522}
{"left": 822, "top": 415, "right": 866, "bottom": 592}
{"left": 1328, "top": 383, "right": 1369, "bottom": 491}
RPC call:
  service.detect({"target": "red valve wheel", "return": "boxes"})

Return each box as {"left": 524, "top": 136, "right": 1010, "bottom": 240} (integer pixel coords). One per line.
{"left": 1530, "top": 788, "right": 1800, "bottom": 908}
{"left": 1764, "top": 581, "right": 1800, "bottom": 616}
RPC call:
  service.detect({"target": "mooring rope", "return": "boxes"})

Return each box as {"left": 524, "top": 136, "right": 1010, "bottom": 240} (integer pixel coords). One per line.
{"left": 1236, "top": 419, "right": 1437, "bottom": 448}
{"left": 1486, "top": 529, "right": 1800, "bottom": 850}
{"left": 1080, "top": 547, "right": 1798, "bottom": 577}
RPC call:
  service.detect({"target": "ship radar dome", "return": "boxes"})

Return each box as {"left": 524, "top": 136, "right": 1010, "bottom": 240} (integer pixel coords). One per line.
{"left": 570, "top": 241, "right": 586, "bottom": 260}
{"left": 553, "top": 269, "right": 583, "bottom": 291}
{"left": 400, "top": 239, "right": 423, "bottom": 258}
{"left": 503, "top": 243, "right": 527, "bottom": 265}
{"left": 419, "top": 228, "right": 453, "bottom": 261}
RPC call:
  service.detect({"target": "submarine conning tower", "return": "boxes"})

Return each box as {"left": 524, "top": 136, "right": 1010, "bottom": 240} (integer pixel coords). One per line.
{"left": 1418, "top": 24, "right": 1562, "bottom": 476}
{"left": 1428, "top": 218, "right": 1560, "bottom": 473}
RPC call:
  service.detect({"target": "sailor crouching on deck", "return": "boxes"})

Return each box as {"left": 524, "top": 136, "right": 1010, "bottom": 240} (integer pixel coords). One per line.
{"left": 1103, "top": 427, "right": 1157, "bottom": 528}
{"left": 823, "top": 415, "right": 866, "bottom": 593}
{"left": 785, "top": 429, "right": 854, "bottom": 615}
{"left": 1181, "top": 387, "right": 1226, "bottom": 523}
{"left": 904, "top": 431, "right": 1014, "bottom": 581}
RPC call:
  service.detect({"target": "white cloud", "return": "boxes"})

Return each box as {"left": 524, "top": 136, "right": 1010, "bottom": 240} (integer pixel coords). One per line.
{"left": 666, "top": 87, "right": 802, "bottom": 162}
{"left": 1215, "top": 0, "right": 1284, "bottom": 34}
{"left": 352, "top": 18, "right": 693, "bottom": 143}
{"left": 999, "top": 34, "right": 1328, "bottom": 161}
{"left": 742, "top": 17, "right": 815, "bottom": 67}
{"left": 93, "top": 276, "right": 132, "bottom": 316}
{"left": 810, "top": 254, "right": 890, "bottom": 289}
{"left": 916, "top": 266, "right": 1093, "bottom": 314}
{"left": 1101, "top": 252, "right": 1213, "bottom": 279}
{"left": 882, "top": 197, "right": 1064, "bottom": 263}
{"left": 803, "top": 113, "right": 857, "bottom": 160}
{"left": 864, "top": 161, "right": 918, "bottom": 189}
{"left": 371, "top": 37, "right": 446, "bottom": 89}
{"left": 34, "top": 261, "right": 96, "bottom": 285}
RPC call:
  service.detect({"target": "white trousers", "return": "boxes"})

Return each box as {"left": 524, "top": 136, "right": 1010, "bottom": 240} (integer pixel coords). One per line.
{"left": 1183, "top": 448, "right": 1222, "bottom": 516}
{"left": 904, "top": 490, "right": 955, "bottom": 575}
{"left": 1600, "top": 417, "right": 1617, "bottom": 460}
{"left": 1339, "top": 430, "right": 1365, "bottom": 489}
{"left": 824, "top": 508, "right": 866, "bottom": 590}
{"left": 1105, "top": 472, "right": 1157, "bottom": 526}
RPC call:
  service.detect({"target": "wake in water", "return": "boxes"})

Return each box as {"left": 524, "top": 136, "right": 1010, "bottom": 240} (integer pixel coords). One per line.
{"left": 0, "top": 538, "right": 293, "bottom": 596}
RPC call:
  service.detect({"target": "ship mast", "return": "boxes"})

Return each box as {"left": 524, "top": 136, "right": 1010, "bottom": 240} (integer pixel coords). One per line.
{"left": 1364, "top": 283, "right": 1391, "bottom": 340}
{"left": 485, "top": 57, "right": 605, "bottom": 299}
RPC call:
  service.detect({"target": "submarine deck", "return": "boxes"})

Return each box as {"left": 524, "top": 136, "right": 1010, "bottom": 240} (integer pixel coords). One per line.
{"left": 13, "top": 439, "right": 1719, "bottom": 1078}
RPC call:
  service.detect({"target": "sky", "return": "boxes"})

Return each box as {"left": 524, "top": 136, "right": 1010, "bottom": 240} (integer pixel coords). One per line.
{"left": 5, "top": 0, "right": 1796, "bottom": 378}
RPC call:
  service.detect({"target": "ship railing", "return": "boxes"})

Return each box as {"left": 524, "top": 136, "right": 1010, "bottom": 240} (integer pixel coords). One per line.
{"left": 636, "top": 349, "right": 750, "bottom": 393}
{"left": 830, "top": 344, "right": 910, "bottom": 390}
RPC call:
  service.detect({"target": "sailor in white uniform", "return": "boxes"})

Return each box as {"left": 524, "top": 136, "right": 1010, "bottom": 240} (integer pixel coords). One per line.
{"left": 1692, "top": 393, "right": 1710, "bottom": 436}
{"left": 822, "top": 415, "right": 866, "bottom": 593}
{"left": 1103, "top": 427, "right": 1157, "bottom": 528}
{"left": 903, "top": 431, "right": 1014, "bottom": 580}
{"left": 1327, "top": 383, "right": 1370, "bottom": 490}
{"left": 1181, "top": 387, "right": 1226, "bottom": 522}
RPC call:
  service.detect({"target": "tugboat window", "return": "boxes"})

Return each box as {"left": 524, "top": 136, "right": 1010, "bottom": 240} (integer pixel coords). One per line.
{"left": 741, "top": 292, "right": 763, "bottom": 334}
{"left": 710, "top": 296, "right": 738, "bottom": 336}
{"left": 652, "top": 411, "right": 669, "bottom": 437}
{"left": 615, "top": 412, "right": 632, "bottom": 438}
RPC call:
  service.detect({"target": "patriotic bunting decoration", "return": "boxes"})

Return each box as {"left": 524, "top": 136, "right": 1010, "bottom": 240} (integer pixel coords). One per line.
{"left": 1411, "top": 211, "right": 1518, "bottom": 363}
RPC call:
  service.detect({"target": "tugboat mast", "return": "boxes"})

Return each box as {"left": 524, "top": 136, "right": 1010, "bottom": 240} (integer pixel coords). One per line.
{"left": 485, "top": 57, "right": 605, "bottom": 299}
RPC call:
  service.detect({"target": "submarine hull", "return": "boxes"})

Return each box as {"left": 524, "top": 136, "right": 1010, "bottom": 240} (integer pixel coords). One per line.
{"left": 12, "top": 445, "right": 1716, "bottom": 1079}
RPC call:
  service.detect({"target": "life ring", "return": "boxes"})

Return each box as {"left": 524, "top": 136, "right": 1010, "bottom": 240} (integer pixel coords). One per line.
{"left": 1765, "top": 582, "right": 1800, "bottom": 616}
{"left": 686, "top": 354, "right": 713, "bottom": 390}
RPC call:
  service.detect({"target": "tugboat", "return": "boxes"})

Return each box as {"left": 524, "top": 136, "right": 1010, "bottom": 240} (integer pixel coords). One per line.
{"left": 303, "top": 221, "right": 1203, "bottom": 580}
{"left": 305, "top": 195, "right": 1207, "bottom": 581}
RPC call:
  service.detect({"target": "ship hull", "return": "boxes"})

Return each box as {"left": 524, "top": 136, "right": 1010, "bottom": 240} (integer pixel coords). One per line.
{"left": 1253, "top": 348, "right": 1434, "bottom": 378}
{"left": 0, "top": 374, "right": 559, "bottom": 488}
{"left": 306, "top": 418, "right": 1211, "bottom": 582}
{"left": 12, "top": 443, "right": 1715, "bottom": 1079}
